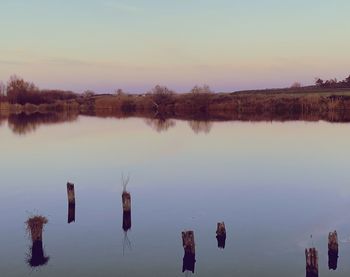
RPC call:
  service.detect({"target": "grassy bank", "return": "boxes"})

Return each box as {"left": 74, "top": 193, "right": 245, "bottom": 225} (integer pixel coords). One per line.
{"left": 2, "top": 87, "right": 350, "bottom": 123}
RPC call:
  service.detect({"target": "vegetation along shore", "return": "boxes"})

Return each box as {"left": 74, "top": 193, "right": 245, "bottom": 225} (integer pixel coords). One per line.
{"left": 1, "top": 75, "right": 350, "bottom": 122}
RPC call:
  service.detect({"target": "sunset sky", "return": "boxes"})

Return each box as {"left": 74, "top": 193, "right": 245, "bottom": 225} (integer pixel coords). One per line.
{"left": 0, "top": 0, "right": 349, "bottom": 93}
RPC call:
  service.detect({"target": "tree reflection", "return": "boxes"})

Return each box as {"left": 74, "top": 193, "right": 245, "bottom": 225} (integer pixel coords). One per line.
{"left": 144, "top": 117, "right": 176, "bottom": 132}
{"left": 8, "top": 112, "right": 78, "bottom": 135}
{"left": 188, "top": 120, "right": 213, "bottom": 134}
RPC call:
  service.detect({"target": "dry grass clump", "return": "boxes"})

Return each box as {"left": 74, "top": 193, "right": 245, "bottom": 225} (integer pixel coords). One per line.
{"left": 26, "top": 216, "right": 48, "bottom": 241}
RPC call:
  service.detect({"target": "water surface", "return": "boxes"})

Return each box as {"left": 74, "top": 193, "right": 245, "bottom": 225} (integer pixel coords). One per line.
{"left": 1, "top": 115, "right": 350, "bottom": 276}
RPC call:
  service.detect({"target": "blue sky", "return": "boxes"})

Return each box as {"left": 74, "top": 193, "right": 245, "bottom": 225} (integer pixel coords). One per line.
{"left": 0, "top": 0, "right": 349, "bottom": 92}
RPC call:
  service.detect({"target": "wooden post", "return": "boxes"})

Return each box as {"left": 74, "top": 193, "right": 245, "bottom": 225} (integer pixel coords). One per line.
{"left": 182, "top": 230, "right": 196, "bottom": 273}
{"left": 122, "top": 191, "right": 131, "bottom": 212}
{"left": 182, "top": 230, "right": 195, "bottom": 254}
{"left": 305, "top": 248, "right": 318, "bottom": 277}
{"left": 26, "top": 216, "right": 49, "bottom": 267}
{"left": 216, "top": 222, "right": 226, "bottom": 249}
{"left": 328, "top": 230, "right": 339, "bottom": 270}
{"left": 67, "top": 182, "right": 75, "bottom": 205}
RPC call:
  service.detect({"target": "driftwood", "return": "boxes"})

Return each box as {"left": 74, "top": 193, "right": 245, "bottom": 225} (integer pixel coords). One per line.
{"left": 67, "top": 182, "right": 75, "bottom": 205}
{"left": 182, "top": 230, "right": 196, "bottom": 273}
{"left": 328, "top": 230, "right": 339, "bottom": 270}
{"left": 305, "top": 248, "right": 318, "bottom": 277}
{"left": 216, "top": 222, "right": 226, "bottom": 249}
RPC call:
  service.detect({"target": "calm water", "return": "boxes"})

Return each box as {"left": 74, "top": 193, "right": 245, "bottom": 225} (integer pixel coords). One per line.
{"left": 1, "top": 115, "right": 350, "bottom": 276}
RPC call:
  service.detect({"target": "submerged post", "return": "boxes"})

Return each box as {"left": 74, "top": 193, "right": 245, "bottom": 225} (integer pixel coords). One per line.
{"left": 26, "top": 216, "right": 49, "bottom": 267}
{"left": 182, "top": 230, "right": 196, "bottom": 273}
{"left": 305, "top": 248, "right": 318, "bottom": 277}
{"left": 328, "top": 230, "right": 339, "bottom": 270}
{"left": 216, "top": 222, "right": 226, "bottom": 249}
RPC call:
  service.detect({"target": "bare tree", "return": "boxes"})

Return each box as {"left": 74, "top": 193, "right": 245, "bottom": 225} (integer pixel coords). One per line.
{"left": 0, "top": 81, "right": 6, "bottom": 100}
{"left": 6, "top": 75, "right": 38, "bottom": 104}
{"left": 148, "top": 85, "right": 175, "bottom": 109}
{"left": 291, "top": 82, "right": 302, "bottom": 89}
{"left": 115, "top": 88, "right": 125, "bottom": 96}
{"left": 190, "top": 85, "right": 214, "bottom": 94}
{"left": 82, "top": 90, "right": 95, "bottom": 98}
{"left": 315, "top": 78, "right": 324, "bottom": 87}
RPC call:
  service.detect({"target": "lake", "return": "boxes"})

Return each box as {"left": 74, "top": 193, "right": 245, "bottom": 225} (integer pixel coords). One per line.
{"left": 1, "top": 114, "right": 350, "bottom": 276}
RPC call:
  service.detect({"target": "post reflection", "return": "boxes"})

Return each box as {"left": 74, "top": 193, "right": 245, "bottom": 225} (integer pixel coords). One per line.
{"left": 122, "top": 174, "right": 132, "bottom": 254}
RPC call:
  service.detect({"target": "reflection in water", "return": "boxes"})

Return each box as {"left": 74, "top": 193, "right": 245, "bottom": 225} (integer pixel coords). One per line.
{"left": 144, "top": 117, "right": 176, "bottom": 132}
{"left": 122, "top": 175, "right": 132, "bottom": 254}
{"left": 183, "top": 252, "right": 196, "bottom": 274}
{"left": 328, "top": 251, "right": 338, "bottom": 271}
{"left": 182, "top": 231, "right": 196, "bottom": 274}
{"left": 188, "top": 121, "right": 213, "bottom": 134}
{"left": 68, "top": 203, "right": 75, "bottom": 224}
{"left": 216, "top": 222, "right": 226, "bottom": 249}
{"left": 26, "top": 216, "right": 49, "bottom": 268}
{"left": 8, "top": 112, "right": 78, "bottom": 135}
{"left": 305, "top": 248, "right": 318, "bottom": 277}
{"left": 123, "top": 211, "right": 131, "bottom": 232}
{"left": 328, "top": 231, "right": 339, "bottom": 270}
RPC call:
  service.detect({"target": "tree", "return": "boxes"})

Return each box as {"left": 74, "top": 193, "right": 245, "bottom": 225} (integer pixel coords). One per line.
{"left": 149, "top": 85, "right": 175, "bottom": 107}
{"left": 0, "top": 81, "right": 6, "bottom": 97}
{"left": 291, "top": 82, "right": 301, "bottom": 89}
{"left": 115, "top": 88, "right": 125, "bottom": 96}
{"left": 7, "top": 75, "right": 38, "bottom": 104}
{"left": 190, "top": 84, "right": 214, "bottom": 94}
{"left": 345, "top": 75, "right": 350, "bottom": 84}
{"left": 315, "top": 78, "right": 324, "bottom": 87}
{"left": 82, "top": 90, "right": 95, "bottom": 98}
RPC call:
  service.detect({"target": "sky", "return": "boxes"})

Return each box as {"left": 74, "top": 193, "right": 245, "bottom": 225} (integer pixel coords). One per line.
{"left": 0, "top": 0, "right": 350, "bottom": 93}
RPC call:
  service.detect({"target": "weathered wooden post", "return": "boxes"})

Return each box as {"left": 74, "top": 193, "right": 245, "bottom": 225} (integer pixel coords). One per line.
{"left": 305, "top": 248, "right": 318, "bottom": 277}
{"left": 122, "top": 191, "right": 131, "bottom": 213}
{"left": 182, "top": 230, "right": 196, "bottom": 273}
{"left": 67, "top": 182, "right": 75, "bottom": 224}
{"left": 216, "top": 222, "right": 226, "bottom": 249}
{"left": 26, "top": 216, "right": 49, "bottom": 267}
{"left": 328, "top": 230, "right": 338, "bottom": 270}
{"left": 121, "top": 174, "right": 132, "bottom": 254}
{"left": 67, "top": 182, "right": 75, "bottom": 205}
{"left": 121, "top": 174, "right": 131, "bottom": 230}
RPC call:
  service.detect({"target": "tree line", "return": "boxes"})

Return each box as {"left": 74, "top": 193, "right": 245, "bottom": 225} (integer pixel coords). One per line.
{"left": 0, "top": 75, "right": 77, "bottom": 105}
{"left": 315, "top": 75, "right": 350, "bottom": 89}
